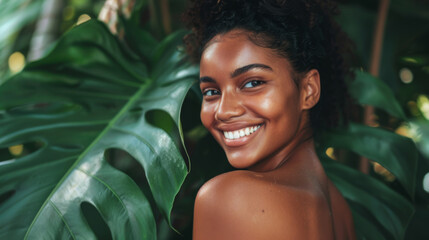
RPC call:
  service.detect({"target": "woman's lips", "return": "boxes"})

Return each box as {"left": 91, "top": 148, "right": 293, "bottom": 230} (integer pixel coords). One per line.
{"left": 221, "top": 124, "right": 262, "bottom": 147}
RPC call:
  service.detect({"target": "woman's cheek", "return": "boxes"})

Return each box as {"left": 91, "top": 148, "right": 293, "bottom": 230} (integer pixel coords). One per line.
{"left": 200, "top": 102, "right": 215, "bottom": 129}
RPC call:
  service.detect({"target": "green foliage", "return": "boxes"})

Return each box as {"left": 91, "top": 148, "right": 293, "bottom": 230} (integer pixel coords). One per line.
{"left": 349, "top": 70, "right": 406, "bottom": 120}
{"left": 321, "top": 157, "right": 414, "bottom": 240}
{"left": 0, "top": 20, "right": 198, "bottom": 239}
{"left": 317, "top": 122, "right": 417, "bottom": 239}
{"left": 0, "top": 1, "right": 422, "bottom": 239}
{"left": 316, "top": 69, "right": 418, "bottom": 239}
{"left": 0, "top": 0, "right": 43, "bottom": 81}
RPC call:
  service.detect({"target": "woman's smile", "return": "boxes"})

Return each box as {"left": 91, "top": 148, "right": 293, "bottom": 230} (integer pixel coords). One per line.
{"left": 219, "top": 123, "right": 263, "bottom": 146}
{"left": 222, "top": 124, "right": 262, "bottom": 140}
{"left": 199, "top": 29, "right": 316, "bottom": 171}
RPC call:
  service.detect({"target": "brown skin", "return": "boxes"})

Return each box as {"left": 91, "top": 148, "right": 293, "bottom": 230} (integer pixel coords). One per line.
{"left": 195, "top": 30, "right": 356, "bottom": 239}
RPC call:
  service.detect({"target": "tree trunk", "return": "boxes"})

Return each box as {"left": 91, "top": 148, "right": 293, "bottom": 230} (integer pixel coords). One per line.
{"left": 27, "top": 0, "right": 65, "bottom": 61}
{"left": 98, "top": 0, "right": 136, "bottom": 37}
{"left": 359, "top": 0, "right": 390, "bottom": 174}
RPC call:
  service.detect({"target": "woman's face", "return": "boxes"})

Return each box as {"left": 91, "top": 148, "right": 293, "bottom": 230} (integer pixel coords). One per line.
{"left": 199, "top": 30, "right": 314, "bottom": 171}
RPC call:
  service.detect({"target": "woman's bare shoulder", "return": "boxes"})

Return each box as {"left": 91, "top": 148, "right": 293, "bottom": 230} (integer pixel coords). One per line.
{"left": 193, "top": 171, "right": 334, "bottom": 240}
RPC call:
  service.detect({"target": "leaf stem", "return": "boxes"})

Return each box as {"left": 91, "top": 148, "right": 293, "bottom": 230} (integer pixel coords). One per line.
{"left": 360, "top": 0, "right": 390, "bottom": 174}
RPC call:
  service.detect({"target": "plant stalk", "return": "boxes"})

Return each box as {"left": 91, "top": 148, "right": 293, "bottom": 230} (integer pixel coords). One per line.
{"left": 160, "top": 0, "right": 172, "bottom": 34}
{"left": 27, "top": 0, "right": 65, "bottom": 61}
{"left": 98, "top": 0, "right": 135, "bottom": 36}
{"left": 360, "top": 0, "right": 390, "bottom": 174}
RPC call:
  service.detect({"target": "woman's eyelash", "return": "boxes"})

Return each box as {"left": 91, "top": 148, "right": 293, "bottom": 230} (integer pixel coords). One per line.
{"left": 243, "top": 80, "right": 265, "bottom": 88}
{"left": 202, "top": 89, "right": 220, "bottom": 96}
{"left": 201, "top": 80, "right": 264, "bottom": 96}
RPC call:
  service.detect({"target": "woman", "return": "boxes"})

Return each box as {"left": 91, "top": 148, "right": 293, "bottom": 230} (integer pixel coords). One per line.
{"left": 183, "top": 0, "right": 356, "bottom": 239}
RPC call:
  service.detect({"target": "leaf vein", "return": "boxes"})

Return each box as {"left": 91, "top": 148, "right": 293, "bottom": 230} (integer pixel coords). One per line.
{"left": 77, "top": 168, "right": 127, "bottom": 211}
{"left": 48, "top": 200, "right": 77, "bottom": 240}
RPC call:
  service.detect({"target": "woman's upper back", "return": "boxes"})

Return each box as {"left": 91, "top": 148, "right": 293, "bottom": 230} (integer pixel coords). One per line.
{"left": 193, "top": 141, "right": 355, "bottom": 240}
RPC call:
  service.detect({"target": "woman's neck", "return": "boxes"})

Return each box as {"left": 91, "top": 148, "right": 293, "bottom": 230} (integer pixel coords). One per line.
{"left": 248, "top": 123, "right": 315, "bottom": 172}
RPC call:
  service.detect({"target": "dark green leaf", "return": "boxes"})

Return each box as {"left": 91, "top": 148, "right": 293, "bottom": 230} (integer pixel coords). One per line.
{"left": 348, "top": 70, "right": 406, "bottom": 120}
{"left": 0, "top": 20, "right": 198, "bottom": 239}
{"left": 322, "top": 157, "right": 414, "bottom": 240}
{"left": 318, "top": 122, "right": 417, "bottom": 198}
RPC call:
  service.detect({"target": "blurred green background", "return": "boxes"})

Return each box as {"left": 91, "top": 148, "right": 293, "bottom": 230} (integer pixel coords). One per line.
{"left": 1, "top": 0, "right": 429, "bottom": 239}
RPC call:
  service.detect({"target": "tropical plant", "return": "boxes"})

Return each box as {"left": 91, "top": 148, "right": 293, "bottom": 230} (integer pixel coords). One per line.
{"left": 0, "top": 13, "right": 199, "bottom": 240}
{"left": 317, "top": 70, "right": 417, "bottom": 239}
{"left": 0, "top": 0, "right": 422, "bottom": 239}
{"left": 0, "top": 0, "right": 44, "bottom": 81}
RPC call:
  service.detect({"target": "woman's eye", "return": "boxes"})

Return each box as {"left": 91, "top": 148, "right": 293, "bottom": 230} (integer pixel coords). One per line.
{"left": 203, "top": 89, "right": 220, "bottom": 96}
{"left": 243, "top": 80, "right": 264, "bottom": 88}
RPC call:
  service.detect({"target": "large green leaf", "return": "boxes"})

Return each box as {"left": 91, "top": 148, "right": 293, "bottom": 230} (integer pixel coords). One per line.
{"left": 318, "top": 122, "right": 417, "bottom": 198}
{"left": 348, "top": 70, "right": 407, "bottom": 120}
{"left": 321, "top": 156, "right": 414, "bottom": 240}
{"left": 316, "top": 119, "right": 418, "bottom": 239}
{"left": 0, "top": 20, "right": 198, "bottom": 239}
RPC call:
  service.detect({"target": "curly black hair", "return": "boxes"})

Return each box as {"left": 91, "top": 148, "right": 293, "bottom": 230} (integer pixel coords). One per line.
{"left": 183, "top": 0, "right": 355, "bottom": 132}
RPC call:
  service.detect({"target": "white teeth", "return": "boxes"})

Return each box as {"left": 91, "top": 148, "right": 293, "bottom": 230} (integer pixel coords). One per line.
{"left": 223, "top": 125, "right": 262, "bottom": 140}
{"left": 239, "top": 130, "right": 245, "bottom": 137}
{"left": 233, "top": 131, "right": 240, "bottom": 139}
{"left": 245, "top": 128, "right": 250, "bottom": 136}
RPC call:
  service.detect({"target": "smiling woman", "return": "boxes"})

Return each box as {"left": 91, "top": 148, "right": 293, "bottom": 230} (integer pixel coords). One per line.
{"left": 183, "top": 0, "right": 356, "bottom": 239}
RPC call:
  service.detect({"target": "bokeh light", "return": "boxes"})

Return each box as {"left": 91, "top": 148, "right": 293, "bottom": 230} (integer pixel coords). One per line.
{"left": 399, "top": 67, "right": 413, "bottom": 84}
{"left": 8, "top": 52, "right": 25, "bottom": 74}
{"left": 325, "top": 147, "right": 336, "bottom": 160}
{"left": 417, "top": 95, "right": 429, "bottom": 120}
{"left": 373, "top": 162, "right": 395, "bottom": 182}
{"left": 8, "top": 145, "right": 23, "bottom": 156}
{"left": 424, "top": 172, "right": 429, "bottom": 193}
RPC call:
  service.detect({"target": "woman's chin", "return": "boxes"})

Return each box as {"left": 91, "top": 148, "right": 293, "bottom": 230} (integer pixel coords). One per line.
{"left": 226, "top": 152, "right": 258, "bottom": 169}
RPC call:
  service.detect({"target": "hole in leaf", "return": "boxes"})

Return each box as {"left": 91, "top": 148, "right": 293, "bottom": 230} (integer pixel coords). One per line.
{"left": 0, "top": 190, "right": 15, "bottom": 207}
{"left": 81, "top": 202, "right": 112, "bottom": 240}
{"left": 146, "top": 109, "right": 188, "bottom": 167}
{"left": 145, "top": 109, "right": 182, "bottom": 148}
{"left": 181, "top": 88, "right": 203, "bottom": 133}
{"left": 105, "top": 148, "right": 157, "bottom": 214}
{"left": 0, "top": 147, "right": 14, "bottom": 163}
{"left": 0, "top": 140, "right": 44, "bottom": 162}
{"left": 146, "top": 109, "right": 176, "bottom": 136}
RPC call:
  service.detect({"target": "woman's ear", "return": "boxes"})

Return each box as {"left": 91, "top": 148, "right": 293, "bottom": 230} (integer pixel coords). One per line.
{"left": 300, "top": 69, "right": 321, "bottom": 110}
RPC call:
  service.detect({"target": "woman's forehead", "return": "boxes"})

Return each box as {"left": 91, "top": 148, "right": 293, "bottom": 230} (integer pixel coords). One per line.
{"left": 201, "top": 32, "right": 293, "bottom": 73}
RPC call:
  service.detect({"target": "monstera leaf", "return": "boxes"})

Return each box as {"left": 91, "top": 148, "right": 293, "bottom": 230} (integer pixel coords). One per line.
{"left": 317, "top": 123, "right": 417, "bottom": 240}
{"left": 348, "top": 70, "right": 407, "bottom": 120}
{"left": 0, "top": 19, "right": 198, "bottom": 239}
{"left": 317, "top": 70, "right": 417, "bottom": 240}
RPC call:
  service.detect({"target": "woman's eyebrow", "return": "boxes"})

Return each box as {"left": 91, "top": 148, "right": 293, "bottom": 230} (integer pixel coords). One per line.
{"left": 199, "top": 76, "right": 216, "bottom": 83}
{"left": 231, "top": 63, "right": 273, "bottom": 78}
{"left": 199, "top": 64, "right": 272, "bottom": 83}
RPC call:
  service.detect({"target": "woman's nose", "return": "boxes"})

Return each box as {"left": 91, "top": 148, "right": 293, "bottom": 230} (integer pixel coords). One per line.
{"left": 215, "top": 92, "right": 245, "bottom": 121}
